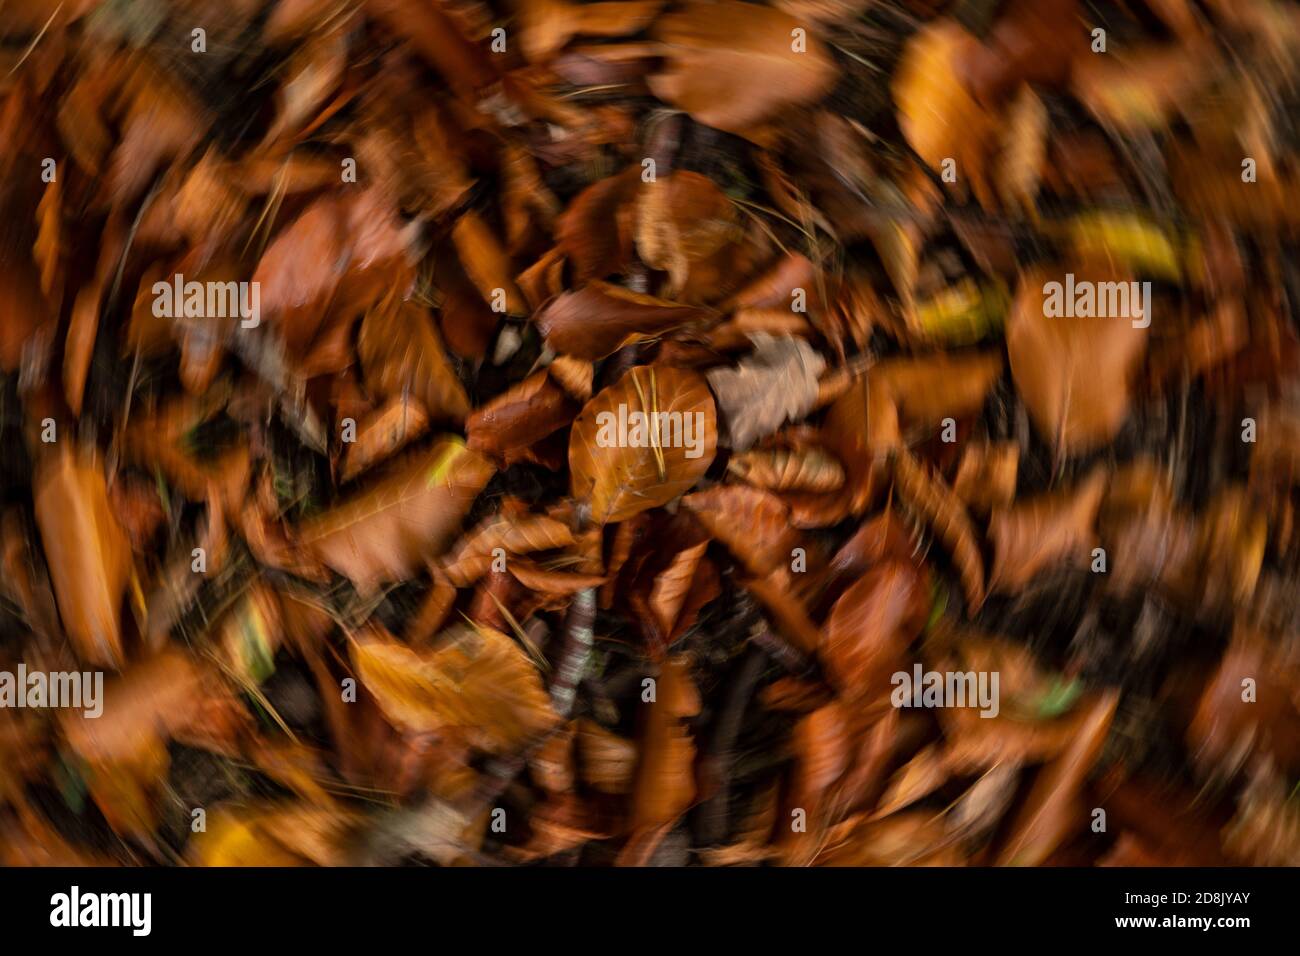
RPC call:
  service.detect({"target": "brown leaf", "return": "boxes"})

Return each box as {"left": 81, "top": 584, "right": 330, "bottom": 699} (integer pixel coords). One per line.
{"left": 189, "top": 804, "right": 357, "bottom": 867}
{"left": 784, "top": 700, "right": 853, "bottom": 855}
{"left": 996, "top": 84, "right": 1048, "bottom": 214}
{"left": 874, "top": 743, "right": 950, "bottom": 819}
{"left": 358, "top": 300, "right": 471, "bottom": 424}
{"left": 548, "top": 355, "right": 595, "bottom": 401}
{"left": 364, "top": 0, "right": 497, "bottom": 95}
{"left": 0, "top": 202, "right": 55, "bottom": 374}
{"left": 299, "top": 440, "right": 494, "bottom": 595}
{"left": 773, "top": 0, "right": 872, "bottom": 24}
{"left": 682, "top": 484, "right": 801, "bottom": 576}
{"left": 252, "top": 196, "right": 351, "bottom": 351}
{"left": 635, "top": 171, "right": 740, "bottom": 294}
{"left": 622, "top": 655, "right": 699, "bottom": 860}
{"left": 521, "top": 0, "right": 666, "bottom": 63}
{"left": 892, "top": 21, "right": 995, "bottom": 201}
{"left": 254, "top": 190, "right": 413, "bottom": 353}
{"left": 63, "top": 283, "right": 101, "bottom": 417}
{"left": 728, "top": 445, "right": 844, "bottom": 493}
{"left": 996, "top": 692, "right": 1118, "bottom": 866}
{"left": 722, "top": 252, "right": 817, "bottom": 312}
{"left": 577, "top": 718, "right": 638, "bottom": 794}
{"left": 986, "top": 469, "right": 1106, "bottom": 594}
{"left": 646, "top": 539, "right": 710, "bottom": 639}
{"left": 1188, "top": 630, "right": 1300, "bottom": 776}
{"left": 952, "top": 441, "right": 1019, "bottom": 515}
{"left": 451, "top": 210, "right": 526, "bottom": 316}
{"left": 352, "top": 624, "right": 559, "bottom": 754}
{"left": 339, "top": 395, "right": 430, "bottom": 483}
{"left": 570, "top": 365, "right": 717, "bottom": 524}
{"left": 535, "top": 281, "right": 710, "bottom": 360}
{"left": 820, "top": 560, "right": 928, "bottom": 697}
{"left": 529, "top": 722, "right": 577, "bottom": 792}
{"left": 466, "top": 371, "right": 579, "bottom": 466}
{"left": 62, "top": 651, "right": 246, "bottom": 838}
{"left": 819, "top": 374, "right": 899, "bottom": 515}
{"left": 649, "top": 2, "right": 837, "bottom": 140}
{"left": 960, "top": 0, "right": 1081, "bottom": 103}
{"left": 1071, "top": 38, "right": 1220, "bottom": 132}
{"left": 1007, "top": 268, "right": 1150, "bottom": 455}
{"left": 556, "top": 168, "right": 640, "bottom": 283}
{"left": 872, "top": 351, "right": 1004, "bottom": 429}
{"left": 442, "top": 514, "right": 577, "bottom": 586}
{"left": 509, "top": 559, "right": 606, "bottom": 595}
{"left": 264, "top": 27, "right": 348, "bottom": 144}
{"left": 892, "top": 449, "right": 985, "bottom": 612}
{"left": 33, "top": 446, "right": 132, "bottom": 667}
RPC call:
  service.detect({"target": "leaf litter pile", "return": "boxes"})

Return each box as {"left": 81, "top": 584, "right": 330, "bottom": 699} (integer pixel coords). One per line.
{"left": 2, "top": 0, "right": 1300, "bottom": 867}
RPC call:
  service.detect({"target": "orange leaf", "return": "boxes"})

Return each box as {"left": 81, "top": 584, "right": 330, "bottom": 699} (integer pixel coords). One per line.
{"left": 649, "top": 2, "right": 837, "bottom": 140}
{"left": 299, "top": 440, "right": 494, "bottom": 595}
{"left": 352, "top": 625, "right": 558, "bottom": 754}
{"left": 33, "top": 447, "right": 132, "bottom": 667}
{"left": 358, "top": 300, "right": 470, "bottom": 423}
{"left": 570, "top": 366, "right": 717, "bottom": 524}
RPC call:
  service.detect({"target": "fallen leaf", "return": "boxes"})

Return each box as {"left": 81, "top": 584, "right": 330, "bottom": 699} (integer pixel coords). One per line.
{"left": 535, "top": 281, "right": 710, "bottom": 360}
{"left": 649, "top": 1, "right": 837, "bottom": 140}
{"left": 352, "top": 624, "right": 559, "bottom": 753}
{"left": 997, "top": 692, "right": 1118, "bottom": 865}
{"left": 728, "top": 445, "right": 845, "bottom": 493}
{"left": 299, "top": 440, "right": 494, "bottom": 595}
{"left": 821, "top": 560, "right": 928, "bottom": 697}
{"left": 892, "top": 449, "right": 985, "bottom": 613}
{"left": 33, "top": 446, "right": 132, "bottom": 667}
{"left": 986, "top": 469, "right": 1106, "bottom": 594}
{"left": 570, "top": 365, "right": 717, "bottom": 524}
{"left": 358, "top": 300, "right": 471, "bottom": 423}
{"left": 1007, "top": 267, "right": 1149, "bottom": 455}
{"left": 705, "top": 334, "right": 825, "bottom": 450}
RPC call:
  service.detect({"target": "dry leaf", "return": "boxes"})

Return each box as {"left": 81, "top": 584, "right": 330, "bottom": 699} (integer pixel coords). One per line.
{"left": 352, "top": 625, "right": 558, "bottom": 753}
{"left": 1007, "top": 267, "right": 1149, "bottom": 455}
{"left": 997, "top": 692, "right": 1118, "bottom": 866}
{"left": 570, "top": 366, "right": 717, "bottom": 524}
{"left": 33, "top": 446, "right": 132, "bottom": 667}
{"left": 893, "top": 21, "right": 995, "bottom": 202}
{"left": 339, "top": 395, "right": 431, "bottom": 483}
{"left": 986, "top": 469, "right": 1106, "bottom": 594}
{"left": 728, "top": 445, "right": 845, "bottom": 493}
{"left": 636, "top": 171, "right": 739, "bottom": 294}
{"left": 299, "top": 440, "right": 494, "bottom": 595}
{"left": 358, "top": 300, "right": 471, "bottom": 423}
{"left": 705, "top": 334, "right": 825, "bottom": 450}
{"left": 892, "top": 449, "right": 985, "bottom": 612}
{"left": 622, "top": 655, "right": 699, "bottom": 861}
{"left": 821, "top": 560, "right": 928, "bottom": 697}
{"left": 649, "top": 1, "right": 837, "bottom": 140}
{"left": 535, "top": 281, "right": 710, "bottom": 360}
{"left": 452, "top": 210, "right": 526, "bottom": 316}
